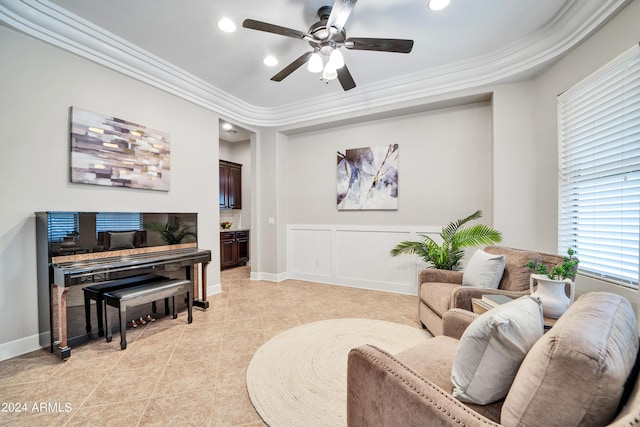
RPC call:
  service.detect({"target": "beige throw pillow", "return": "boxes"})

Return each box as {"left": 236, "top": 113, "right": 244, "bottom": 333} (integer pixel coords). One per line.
{"left": 462, "top": 249, "right": 506, "bottom": 288}
{"left": 451, "top": 296, "right": 543, "bottom": 405}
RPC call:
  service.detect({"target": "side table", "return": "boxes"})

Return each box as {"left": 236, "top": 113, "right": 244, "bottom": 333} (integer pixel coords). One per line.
{"left": 471, "top": 297, "right": 557, "bottom": 330}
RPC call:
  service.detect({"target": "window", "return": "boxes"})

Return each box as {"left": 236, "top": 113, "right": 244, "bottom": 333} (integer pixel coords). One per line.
{"left": 95, "top": 212, "right": 142, "bottom": 234}
{"left": 558, "top": 44, "right": 640, "bottom": 288}
{"left": 48, "top": 212, "right": 78, "bottom": 242}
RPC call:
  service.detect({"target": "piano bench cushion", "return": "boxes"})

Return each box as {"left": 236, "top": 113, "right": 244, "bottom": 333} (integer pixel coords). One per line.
{"left": 105, "top": 279, "right": 192, "bottom": 304}
{"left": 83, "top": 274, "right": 168, "bottom": 299}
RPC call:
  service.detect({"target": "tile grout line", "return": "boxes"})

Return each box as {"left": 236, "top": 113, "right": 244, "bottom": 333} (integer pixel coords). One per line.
{"left": 209, "top": 271, "right": 231, "bottom": 426}
{"left": 134, "top": 319, "right": 186, "bottom": 427}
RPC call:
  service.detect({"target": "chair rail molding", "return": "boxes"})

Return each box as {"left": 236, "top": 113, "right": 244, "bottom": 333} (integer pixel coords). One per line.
{"left": 0, "top": 0, "right": 630, "bottom": 128}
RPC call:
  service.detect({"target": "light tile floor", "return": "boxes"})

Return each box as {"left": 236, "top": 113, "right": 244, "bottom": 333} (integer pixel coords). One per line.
{"left": 0, "top": 267, "right": 420, "bottom": 426}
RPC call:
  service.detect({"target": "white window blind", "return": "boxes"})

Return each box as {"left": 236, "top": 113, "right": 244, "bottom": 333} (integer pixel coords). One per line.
{"left": 95, "top": 212, "right": 142, "bottom": 233}
{"left": 558, "top": 43, "right": 640, "bottom": 288}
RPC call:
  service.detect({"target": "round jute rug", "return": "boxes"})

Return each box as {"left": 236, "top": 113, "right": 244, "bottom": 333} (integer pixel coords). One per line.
{"left": 246, "top": 318, "right": 430, "bottom": 427}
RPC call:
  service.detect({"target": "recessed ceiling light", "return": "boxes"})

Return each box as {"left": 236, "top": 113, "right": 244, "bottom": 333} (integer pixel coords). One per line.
{"left": 217, "top": 18, "right": 236, "bottom": 33}
{"left": 428, "top": 0, "right": 450, "bottom": 11}
{"left": 263, "top": 55, "right": 278, "bottom": 67}
{"left": 222, "top": 123, "right": 233, "bottom": 131}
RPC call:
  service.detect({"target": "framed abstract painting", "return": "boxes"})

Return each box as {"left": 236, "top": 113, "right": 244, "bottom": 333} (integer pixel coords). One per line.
{"left": 337, "top": 144, "right": 398, "bottom": 210}
{"left": 69, "top": 107, "right": 170, "bottom": 191}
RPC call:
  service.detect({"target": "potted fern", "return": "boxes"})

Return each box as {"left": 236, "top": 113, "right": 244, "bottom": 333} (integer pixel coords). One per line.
{"left": 143, "top": 216, "right": 196, "bottom": 245}
{"left": 390, "top": 210, "right": 502, "bottom": 271}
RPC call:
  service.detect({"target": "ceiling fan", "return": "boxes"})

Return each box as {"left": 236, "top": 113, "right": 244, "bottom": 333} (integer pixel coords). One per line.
{"left": 242, "top": 0, "right": 414, "bottom": 91}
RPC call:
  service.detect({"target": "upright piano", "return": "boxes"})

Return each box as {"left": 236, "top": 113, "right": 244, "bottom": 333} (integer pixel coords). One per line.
{"left": 36, "top": 212, "right": 211, "bottom": 359}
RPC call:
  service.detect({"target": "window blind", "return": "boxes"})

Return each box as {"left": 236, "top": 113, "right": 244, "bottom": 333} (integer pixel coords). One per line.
{"left": 48, "top": 212, "right": 78, "bottom": 242}
{"left": 558, "top": 43, "right": 640, "bottom": 288}
{"left": 95, "top": 212, "right": 142, "bottom": 233}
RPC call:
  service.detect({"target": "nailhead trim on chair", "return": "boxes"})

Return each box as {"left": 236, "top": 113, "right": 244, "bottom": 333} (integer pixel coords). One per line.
{"left": 352, "top": 345, "right": 501, "bottom": 426}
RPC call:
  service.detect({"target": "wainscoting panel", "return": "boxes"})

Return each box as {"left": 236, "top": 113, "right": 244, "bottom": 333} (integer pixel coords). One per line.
{"left": 289, "top": 228, "right": 333, "bottom": 277}
{"left": 287, "top": 225, "right": 438, "bottom": 295}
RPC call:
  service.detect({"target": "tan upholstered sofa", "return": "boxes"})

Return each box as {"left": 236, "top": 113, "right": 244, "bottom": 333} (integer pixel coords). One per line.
{"left": 348, "top": 292, "right": 640, "bottom": 426}
{"left": 419, "top": 246, "right": 565, "bottom": 335}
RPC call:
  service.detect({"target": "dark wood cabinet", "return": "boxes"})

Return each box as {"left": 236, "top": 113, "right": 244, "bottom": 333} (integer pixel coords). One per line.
{"left": 219, "top": 160, "right": 242, "bottom": 209}
{"left": 220, "top": 230, "right": 249, "bottom": 269}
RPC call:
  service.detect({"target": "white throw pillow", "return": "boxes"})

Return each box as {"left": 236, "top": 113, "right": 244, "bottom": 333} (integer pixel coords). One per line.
{"left": 451, "top": 296, "right": 544, "bottom": 405}
{"left": 462, "top": 249, "right": 506, "bottom": 288}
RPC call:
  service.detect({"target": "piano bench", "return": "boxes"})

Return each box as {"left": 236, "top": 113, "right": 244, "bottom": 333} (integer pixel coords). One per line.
{"left": 82, "top": 274, "right": 169, "bottom": 338}
{"left": 103, "top": 279, "right": 194, "bottom": 350}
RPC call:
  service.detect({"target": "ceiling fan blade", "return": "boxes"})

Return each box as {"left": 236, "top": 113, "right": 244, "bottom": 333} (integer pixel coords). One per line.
{"left": 243, "top": 19, "right": 312, "bottom": 41}
{"left": 271, "top": 51, "right": 313, "bottom": 82}
{"left": 337, "top": 65, "right": 356, "bottom": 91}
{"left": 345, "top": 37, "right": 414, "bottom": 53}
{"left": 327, "top": 0, "right": 357, "bottom": 33}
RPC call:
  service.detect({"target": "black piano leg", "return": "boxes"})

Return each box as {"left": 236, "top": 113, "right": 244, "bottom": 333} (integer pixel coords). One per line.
{"left": 119, "top": 307, "right": 127, "bottom": 350}
{"left": 151, "top": 301, "right": 157, "bottom": 314}
{"left": 164, "top": 297, "right": 170, "bottom": 315}
{"left": 172, "top": 296, "right": 178, "bottom": 319}
{"left": 187, "top": 291, "right": 193, "bottom": 324}
{"left": 97, "top": 300, "right": 104, "bottom": 337}
{"left": 84, "top": 294, "right": 92, "bottom": 334}
{"left": 105, "top": 306, "right": 112, "bottom": 343}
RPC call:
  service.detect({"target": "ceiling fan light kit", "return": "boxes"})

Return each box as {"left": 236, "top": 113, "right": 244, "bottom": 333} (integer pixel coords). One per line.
{"left": 329, "top": 49, "right": 345, "bottom": 69}
{"left": 242, "top": 0, "right": 415, "bottom": 91}
{"left": 322, "top": 64, "right": 339, "bottom": 81}
{"left": 307, "top": 52, "right": 324, "bottom": 73}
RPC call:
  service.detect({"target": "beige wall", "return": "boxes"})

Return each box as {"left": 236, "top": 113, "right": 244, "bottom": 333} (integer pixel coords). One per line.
{"left": 533, "top": 0, "right": 640, "bottom": 254}
{"left": 531, "top": 0, "right": 640, "bottom": 310}
{"left": 286, "top": 103, "right": 494, "bottom": 227}
{"left": 0, "top": 27, "right": 221, "bottom": 358}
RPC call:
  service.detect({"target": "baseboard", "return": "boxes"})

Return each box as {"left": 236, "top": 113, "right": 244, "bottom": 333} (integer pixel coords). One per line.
{"left": 207, "top": 282, "right": 222, "bottom": 297}
{"left": 250, "top": 271, "right": 288, "bottom": 282}
{"left": 287, "top": 272, "right": 416, "bottom": 295}
{"left": 0, "top": 333, "right": 46, "bottom": 362}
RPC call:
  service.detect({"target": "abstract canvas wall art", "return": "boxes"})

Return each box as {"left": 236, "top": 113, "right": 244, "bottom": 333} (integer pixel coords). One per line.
{"left": 337, "top": 144, "right": 398, "bottom": 210}
{"left": 70, "top": 107, "right": 170, "bottom": 191}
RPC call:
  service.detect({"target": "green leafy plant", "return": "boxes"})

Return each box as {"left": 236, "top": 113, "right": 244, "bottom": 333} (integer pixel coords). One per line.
{"left": 143, "top": 216, "right": 196, "bottom": 245}
{"left": 389, "top": 210, "right": 503, "bottom": 271}
{"left": 526, "top": 247, "right": 580, "bottom": 280}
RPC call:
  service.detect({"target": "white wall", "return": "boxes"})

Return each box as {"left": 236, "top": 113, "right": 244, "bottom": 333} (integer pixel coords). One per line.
{"left": 0, "top": 27, "right": 221, "bottom": 360}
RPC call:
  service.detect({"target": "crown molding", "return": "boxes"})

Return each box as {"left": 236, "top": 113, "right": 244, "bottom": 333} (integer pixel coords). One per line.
{"left": 0, "top": 0, "right": 630, "bottom": 128}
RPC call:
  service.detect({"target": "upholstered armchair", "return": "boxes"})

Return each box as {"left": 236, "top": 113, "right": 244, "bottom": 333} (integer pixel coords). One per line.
{"left": 419, "top": 246, "right": 564, "bottom": 335}
{"left": 348, "top": 292, "right": 640, "bottom": 426}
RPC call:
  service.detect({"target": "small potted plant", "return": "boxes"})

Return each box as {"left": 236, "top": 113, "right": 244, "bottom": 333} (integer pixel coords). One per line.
{"left": 61, "top": 231, "right": 79, "bottom": 247}
{"left": 527, "top": 248, "right": 580, "bottom": 318}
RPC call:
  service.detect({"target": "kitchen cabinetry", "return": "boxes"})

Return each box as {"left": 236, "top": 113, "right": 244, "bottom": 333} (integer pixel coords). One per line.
{"left": 220, "top": 230, "right": 249, "bottom": 269}
{"left": 219, "top": 160, "right": 242, "bottom": 209}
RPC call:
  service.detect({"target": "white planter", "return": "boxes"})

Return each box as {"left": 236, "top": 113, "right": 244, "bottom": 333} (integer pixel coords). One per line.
{"left": 529, "top": 274, "right": 575, "bottom": 318}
